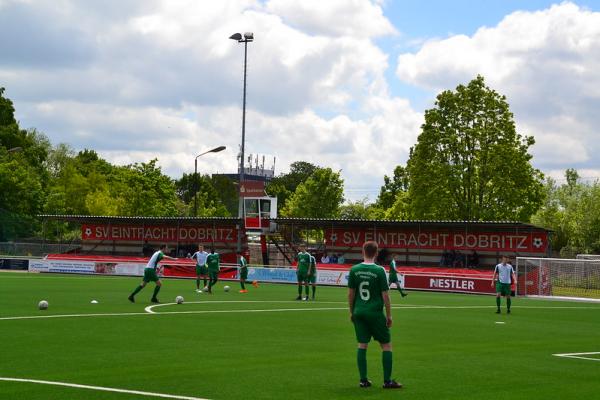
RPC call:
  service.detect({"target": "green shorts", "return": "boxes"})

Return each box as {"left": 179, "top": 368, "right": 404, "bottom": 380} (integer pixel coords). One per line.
{"left": 196, "top": 265, "right": 208, "bottom": 276}
{"left": 240, "top": 268, "right": 248, "bottom": 280}
{"left": 297, "top": 270, "right": 308, "bottom": 282}
{"left": 388, "top": 275, "right": 398, "bottom": 284}
{"left": 209, "top": 270, "right": 219, "bottom": 281}
{"left": 308, "top": 273, "right": 317, "bottom": 284}
{"left": 353, "top": 313, "right": 390, "bottom": 344}
{"left": 143, "top": 268, "right": 159, "bottom": 283}
{"left": 496, "top": 282, "right": 511, "bottom": 296}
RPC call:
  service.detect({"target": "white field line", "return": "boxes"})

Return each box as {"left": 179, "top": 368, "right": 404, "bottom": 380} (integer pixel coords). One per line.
{"left": 553, "top": 352, "right": 600, "bottom": 362}
{"left": 2, "top": 304, "right": 600, "bottom": 322}
{"left": 0, "top": 377, "right": 209, "bottom": 400}
{"left": 527, "top": 295, "right": 600, "bottom": 303}
{"left": 144, "top": 300, "right": 348, "bottom": 313}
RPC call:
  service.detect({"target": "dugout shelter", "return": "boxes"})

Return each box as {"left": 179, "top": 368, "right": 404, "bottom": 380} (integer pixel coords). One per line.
{"left": 38, "top": 215, "right": 551, "bottom": 268}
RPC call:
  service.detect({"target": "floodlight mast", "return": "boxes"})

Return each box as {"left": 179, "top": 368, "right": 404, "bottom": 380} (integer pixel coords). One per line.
{"left": 229, "top": 32, "right": 253, "bottom": 255}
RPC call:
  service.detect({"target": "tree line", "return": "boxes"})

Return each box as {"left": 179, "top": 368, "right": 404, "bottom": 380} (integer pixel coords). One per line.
{"left": 1, "top": 77, "right": 597, "bottom": 255}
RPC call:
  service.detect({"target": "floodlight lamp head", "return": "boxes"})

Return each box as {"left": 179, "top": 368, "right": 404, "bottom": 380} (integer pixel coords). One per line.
{"left": 229, "top": 33, "right": 242, "bottom": 41}
{"left": 243, "top": 32, "right": 254, "bottom": 41}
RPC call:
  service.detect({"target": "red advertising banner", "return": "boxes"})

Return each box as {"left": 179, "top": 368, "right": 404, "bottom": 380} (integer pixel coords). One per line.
{"left": 82, "top": 224, "right": 238, "bottom": 243}
{"left": 404, "top": 273, "right": 496, "bottom": 295}
{"left": 240, "top": 180, "right": 266, "bottom": 197}
{"left": 325, "top": 228, "right": 548, "bottom": 253}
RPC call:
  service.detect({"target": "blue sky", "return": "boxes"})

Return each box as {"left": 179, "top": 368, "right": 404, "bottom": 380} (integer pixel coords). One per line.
{"left": 379, "top": 0, "right": 600, "bottom": 110}
{"left": 2, "top": 0, "right": 600, "bottom": 200}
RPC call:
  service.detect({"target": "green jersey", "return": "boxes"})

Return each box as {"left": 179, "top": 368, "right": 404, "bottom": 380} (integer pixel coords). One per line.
{"left": 308, "top": 255, "right": 316, "bottom": 275}
{"left": 239, "top": 256, "right": 247, "bottom": 271}
{"left": 296, "top": 252, "right": 311, "bottom": 273}
{"left": 348, "top": 262, "right": 389, "bottom": 316}
{"left": 146, "top": 251, "right": 164, "bottom": 270}
{"left": 388, "top": 260, "right": 398, "bottom": 281}
{"left": 206, "top": 253, "right": 220, "bottom": 272}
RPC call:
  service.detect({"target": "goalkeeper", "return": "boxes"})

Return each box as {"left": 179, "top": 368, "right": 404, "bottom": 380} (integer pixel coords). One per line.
{"left": 491, "top": 255, "right": 516, "bottom": 314}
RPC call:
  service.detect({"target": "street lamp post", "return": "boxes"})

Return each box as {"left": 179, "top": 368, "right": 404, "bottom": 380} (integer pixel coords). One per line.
{"left": 194, "top": 145, "right": 226, "bottom": 216}
{"left": 230, "top": 32, "right": 253, "bottom": 255}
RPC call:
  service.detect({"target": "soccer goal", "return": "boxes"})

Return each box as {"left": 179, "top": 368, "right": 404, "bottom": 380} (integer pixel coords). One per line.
{"left": 516, "top": 257, "right": 600, "bottom": 299}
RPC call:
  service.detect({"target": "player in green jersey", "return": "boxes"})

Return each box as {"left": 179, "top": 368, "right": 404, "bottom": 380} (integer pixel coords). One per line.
{"left": 206, "top": 249, "right": 220, "bottom": 294}
{"left": 307, "top": 253, "right": 317, "bottom": 300}
{"left": 388, "top": 255, "right": 407, "bottom": 297}
{"left": 238, "top": 252, "right": 258, "bottom": 293}
{"left": 128, "top": 244, "right": 177, "bottom": 303}
{"left": 348, "top": 241, "right": 402, "bottom": 389}
{"left": 295, "top": 244, "right": 311, "bottom": 300}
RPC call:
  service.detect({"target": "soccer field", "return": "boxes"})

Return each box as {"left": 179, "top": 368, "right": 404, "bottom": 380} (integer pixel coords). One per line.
{"left": 1, "top": 272, "right": 599, "bottom": 400}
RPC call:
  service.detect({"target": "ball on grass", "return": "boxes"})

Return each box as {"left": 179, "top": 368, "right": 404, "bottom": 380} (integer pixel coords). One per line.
{"left": 176, "top": 295, "right": 184, "bottom": 304}
{"left": 38, "top": 300, "right": 48, "bottom": 310}
{"left": 224, "top": 285, "right": 230, "bottom": 292}
{"left": 90, "top": 300, "right": 98, "bottom": 304}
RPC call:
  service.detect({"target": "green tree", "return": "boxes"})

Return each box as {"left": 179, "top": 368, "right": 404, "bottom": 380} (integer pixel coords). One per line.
{"left": 532, "top": 171, "right": 600, "bottom": 256}
{"left": 210, "top": 174, "right": 238, "bottom": 216}
{"left": 282, "top": 168, "right": 344, "bottom": 218}
{"left": 174, "top": 173, "right": 230, "bottom": 217}
{"left": 340, "top": 198, "right": 385, "bottom": 220}
{"left": 377, "top": 165, "right": 410, "bottom": 210}
{"left": 0, "top": 88, "right": 49, "bottom": 238}
{"left": 266, "top": 161, "right": 318, "bottom": 213}
{"left": 407, "top": 75, "right": 544, "bottom": 221}
{"left": 115, "top": 159, "right": 181, "bottom": 217}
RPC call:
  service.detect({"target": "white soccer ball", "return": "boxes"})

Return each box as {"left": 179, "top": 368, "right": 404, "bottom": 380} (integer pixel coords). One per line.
{"left": 175, "top": 295, "right": 184, "bottom": 304}
{"left": 224, "top": 285, "right": 230, "bottom": 292}
{"left": 91, "top": 300, "right": 98, "bottom": 304}
{"left": 38, "top": 300, "right": 48, "bottom": 310}
{"left": 203, "top": 287, "right": 209, "bottom": 292}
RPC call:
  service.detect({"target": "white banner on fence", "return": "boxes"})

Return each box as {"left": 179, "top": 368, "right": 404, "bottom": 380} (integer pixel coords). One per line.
{"left": 28, "top": 260, "right": 49, "bottom": 273}
{"left": 316, "top": 270, "right": 349, "bottom": 286}
{"left": 47, "top": 261, "right": 95, "bottom": 274}
{"left": 28, "top": 259, "right": 146, "bottom": 276}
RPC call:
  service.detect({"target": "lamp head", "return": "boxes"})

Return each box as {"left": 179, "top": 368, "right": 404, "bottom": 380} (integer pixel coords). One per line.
{"left": 229, "top": 33, "right": 242, "bottom": 41}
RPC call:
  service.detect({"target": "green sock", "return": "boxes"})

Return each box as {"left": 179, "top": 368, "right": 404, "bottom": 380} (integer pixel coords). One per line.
{"left": 152, "top": 285, "right": 161, "bottom": 300}
{"left": 131, "top": 285, "right": 143, "bottom": 297}
{"left": 305, "top": 285, "right": 309, "bottom": 296}
{"left": 382, "top": 351, "right": 393, "bottom": 382}
{"left": 507, "top": 296, "right": 511, "bottom": 310}
{"left": 298, "top": 285, "right": 302, "bottom": 296}
{"left": 496, "top": 297, "right": 501, "bottom": 309}
{"left": 312, "top": 286, "right": 316, "bottom": 298}
{"left": 357, "top": 348, "right": 368, "bottom": 381}
{"left": 241, "top": 280, "right": 246, "bottom": 290}
{"left": 196, "top": 279, "right": 200, "bottom": 289}
{"left": 203, "top": 278, "right": 207, "bottom": 288}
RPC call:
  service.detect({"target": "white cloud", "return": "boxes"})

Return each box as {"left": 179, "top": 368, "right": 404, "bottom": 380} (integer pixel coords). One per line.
{"left": 265, "top": 0, "right": 396, "bottom": 38}
{"left": 395, "top": 2, "right": 600, "bottom": 176}
{"left": 1, "top": 0, "right": 416, "bottom": 202}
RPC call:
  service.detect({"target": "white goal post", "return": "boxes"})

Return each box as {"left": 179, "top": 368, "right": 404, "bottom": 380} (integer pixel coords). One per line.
{"left": 516, "top": 257, "right": 600, "bottom": 299}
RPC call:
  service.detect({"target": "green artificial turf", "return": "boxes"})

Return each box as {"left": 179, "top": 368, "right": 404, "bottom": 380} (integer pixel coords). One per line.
{"left": 1, "top": 272, "right": 600, "bottom": 400}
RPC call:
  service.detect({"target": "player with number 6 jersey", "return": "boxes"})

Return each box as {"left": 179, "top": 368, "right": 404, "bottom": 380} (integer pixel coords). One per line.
{"left": 348, "top": 241, "right": 402, "bottom": 389}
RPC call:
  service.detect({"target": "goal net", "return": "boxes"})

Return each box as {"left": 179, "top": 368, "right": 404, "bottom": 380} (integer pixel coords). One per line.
{"left": 516, "top": 257, "right": 600, "bottom": 299}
